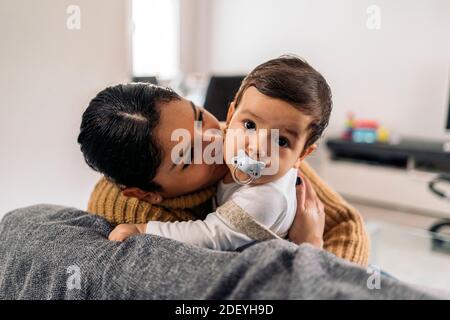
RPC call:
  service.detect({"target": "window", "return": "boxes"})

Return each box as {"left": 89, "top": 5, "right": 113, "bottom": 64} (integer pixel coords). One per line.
{"left": 132, "top": 0, "right": 180, "bottom": 79}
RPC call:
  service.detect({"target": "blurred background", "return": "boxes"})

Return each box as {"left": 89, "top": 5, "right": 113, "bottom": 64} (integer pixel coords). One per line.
{"left": 0, "top": 0, "right": 449, "bottom": 290}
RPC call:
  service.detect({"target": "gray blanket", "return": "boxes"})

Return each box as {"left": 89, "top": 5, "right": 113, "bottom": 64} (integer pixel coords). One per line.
{"left": 0, "top": 204, "right": 446, "bottom": 299}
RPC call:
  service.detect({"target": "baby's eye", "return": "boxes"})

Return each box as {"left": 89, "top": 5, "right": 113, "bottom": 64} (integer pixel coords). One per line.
{"left": 277, "top": 137, "right": 290, "bottom": 148}
{"left": 243, "top": 120, "right": 256, "bottom": 131}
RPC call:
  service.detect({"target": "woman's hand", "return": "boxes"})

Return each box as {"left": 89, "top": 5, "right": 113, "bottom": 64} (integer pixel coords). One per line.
{"left": 108, "top": 223, "right": 147, "bottom": 242}
{"left": 288, "top": 171, "right": 325, "bottom": 249}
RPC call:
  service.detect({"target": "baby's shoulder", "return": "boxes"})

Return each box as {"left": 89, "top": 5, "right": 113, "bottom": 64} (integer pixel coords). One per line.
{"left": 240, "top": 180, "right": 286, "bottom": 196}
{"left": 231, "top": 181, "right": 288, "bottom": 212}
{"left": 256, "top": 168, "right": 297, "bottom": 197}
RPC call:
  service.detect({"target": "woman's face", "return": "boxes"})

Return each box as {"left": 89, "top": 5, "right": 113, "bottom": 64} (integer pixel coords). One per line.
{"left": 151, "top": 98, "right": 228, "bottom": 198}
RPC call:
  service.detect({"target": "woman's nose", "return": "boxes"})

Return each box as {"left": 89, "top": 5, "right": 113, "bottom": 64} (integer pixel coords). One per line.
{"left": 201, "top": 129, "right": 222, "bottom": 143}
{"left": 199, "top": 129, "right": 223, "bottom": 153}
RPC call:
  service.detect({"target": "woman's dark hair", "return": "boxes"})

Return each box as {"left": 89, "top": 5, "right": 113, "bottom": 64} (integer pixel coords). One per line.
{"left": 233, "top": 55, "right": 333, "bottom": 148}
{"left": 77, "top": 83, "right": 181, "bottom": 191}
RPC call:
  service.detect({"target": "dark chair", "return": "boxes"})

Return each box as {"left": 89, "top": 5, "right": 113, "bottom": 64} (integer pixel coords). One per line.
{"left": 132, "top": 76, "right": 158, "bottom": 85}
{"left": 428, "top": 174, "right": 450, "bottom": 253}
{"left": 203, "top": 75, "right": 245, "bottom": 121}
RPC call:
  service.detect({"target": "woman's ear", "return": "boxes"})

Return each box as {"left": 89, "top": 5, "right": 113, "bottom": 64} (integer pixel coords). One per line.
{"left": 294, "top": 144, "right": 317, "bottom": 168}
{"left": 122, "top": 187, "right": 163, "bottom": 204}
{"left": 226, "top": 101, "right": 236, "bottom": 125}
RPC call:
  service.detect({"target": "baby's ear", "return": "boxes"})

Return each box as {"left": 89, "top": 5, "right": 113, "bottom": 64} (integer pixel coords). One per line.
{"left": 294, "top": 144, "right": 317, "bottom": 168}
{"left": 225, "top": 101, "right": 236, "bottom": 125}
{"left": 122, "top": 187, "right": 163, "bottom": 204}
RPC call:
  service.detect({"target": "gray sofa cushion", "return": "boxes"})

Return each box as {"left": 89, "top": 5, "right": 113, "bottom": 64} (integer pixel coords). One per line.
{"left": 0, "top": 204, "right": 446, "bottom": 299}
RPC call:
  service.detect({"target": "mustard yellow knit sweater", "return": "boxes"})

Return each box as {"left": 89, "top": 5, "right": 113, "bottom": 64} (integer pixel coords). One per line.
{"left": 87, "top": 161, "right": 369, "bottom": 266}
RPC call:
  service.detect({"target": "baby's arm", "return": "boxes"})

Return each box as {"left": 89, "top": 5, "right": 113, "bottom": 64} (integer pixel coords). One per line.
{"left": 109, "top": 211, "right": 253, "bottom": 251}
{"left": 109, "top": 184, "right": 288, "bottom": 249}
{"left": 147, "top": 213, "right": 254, "bottom": 250}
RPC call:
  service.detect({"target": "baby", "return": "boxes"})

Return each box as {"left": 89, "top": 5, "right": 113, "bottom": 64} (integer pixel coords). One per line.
{"left": 108, "top": 55, "right": 332, "bottom": 250}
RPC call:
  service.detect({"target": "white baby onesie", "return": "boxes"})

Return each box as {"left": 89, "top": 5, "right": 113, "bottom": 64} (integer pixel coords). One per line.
{"left": 146, "top": 168, "right": 298, "bottom": 250}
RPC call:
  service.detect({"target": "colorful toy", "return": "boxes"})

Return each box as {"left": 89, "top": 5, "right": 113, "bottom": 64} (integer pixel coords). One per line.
{"left": 341, "top": 112, "right": 355, "bottom": 141}
{"left": 376, "top": 126, "right": 390, "bottom": 143}
{"left": 342, "top": 113, "right": 390, "bottom": 143}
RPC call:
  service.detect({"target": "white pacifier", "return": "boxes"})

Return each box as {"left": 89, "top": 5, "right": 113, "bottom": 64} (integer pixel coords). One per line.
{"left": 231, "top": 149, "right": 266, "bottom": 185}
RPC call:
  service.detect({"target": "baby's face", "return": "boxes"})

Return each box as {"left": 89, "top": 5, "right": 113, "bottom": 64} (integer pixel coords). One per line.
{"left": 224, "top": 86, "right": 313, "bottom": 184}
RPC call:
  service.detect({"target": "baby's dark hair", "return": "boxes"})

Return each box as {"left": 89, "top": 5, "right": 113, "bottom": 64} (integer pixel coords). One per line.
{"left": 77, "top": 83, "right": 181, "bottom": 191}
{"left": 233, "top": 55, "right": 332, "bottom": 148}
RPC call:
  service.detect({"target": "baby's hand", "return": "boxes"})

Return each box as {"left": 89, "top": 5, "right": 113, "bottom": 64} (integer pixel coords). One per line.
{"left": 108, "top": 223, "right": 146, "bottom": 242}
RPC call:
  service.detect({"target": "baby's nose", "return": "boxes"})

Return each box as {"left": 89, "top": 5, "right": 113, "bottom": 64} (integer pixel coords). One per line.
{"left": 246, "top": 147, "right": 266, "bottom": 160}
{"left": 245, "top": 132, "right": 267, "bottom": 159}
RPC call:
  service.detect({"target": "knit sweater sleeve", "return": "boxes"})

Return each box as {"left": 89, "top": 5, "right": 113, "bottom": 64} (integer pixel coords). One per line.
{"left": 299, "top": 161, "right": 370, "bottom": 266}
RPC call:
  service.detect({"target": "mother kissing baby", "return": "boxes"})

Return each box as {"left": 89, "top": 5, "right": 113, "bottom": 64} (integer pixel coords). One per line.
{"left": 77, "top": 55, "right": 369, "bottom": 265}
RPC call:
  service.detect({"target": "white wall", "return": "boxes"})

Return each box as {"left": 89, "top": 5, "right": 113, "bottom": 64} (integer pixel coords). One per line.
{"left": 0, "top": 0, "right": 131, "bottom": 217}
{"left": 180, "top": 0, "right": 212, "bottom": 74}
{"left": 209, "top": 0, "right": 450, "bottom": 140}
